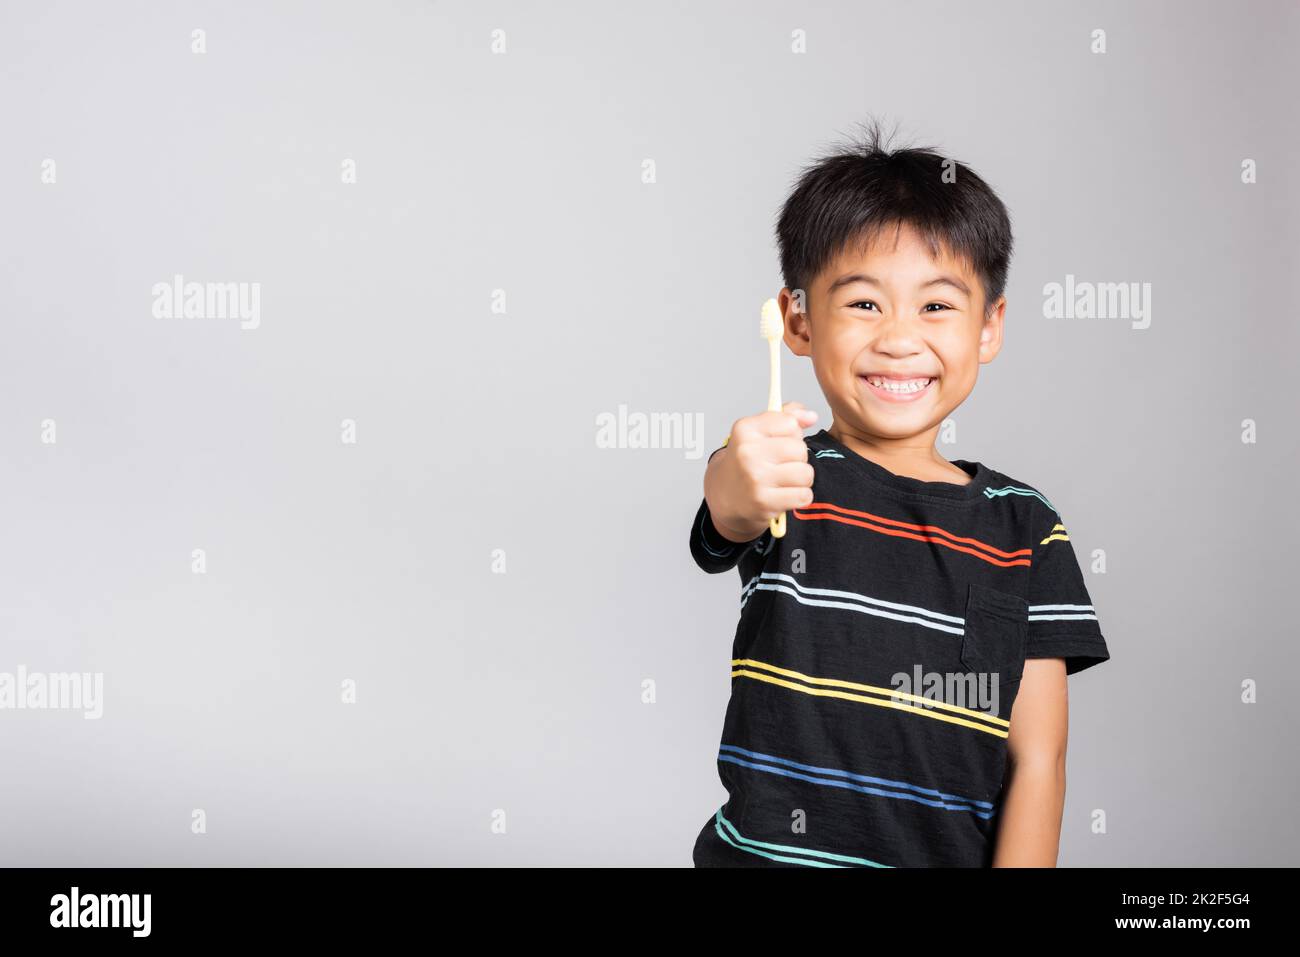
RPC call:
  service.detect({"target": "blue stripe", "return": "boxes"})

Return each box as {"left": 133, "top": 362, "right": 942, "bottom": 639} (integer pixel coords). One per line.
{"left": 719, "top": 744, "right": 995, "bottom": 818}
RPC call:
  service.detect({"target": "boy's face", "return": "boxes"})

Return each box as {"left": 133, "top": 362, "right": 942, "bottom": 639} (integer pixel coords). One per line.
{"left": 783, "top": 222, "right": 1006, "bottom": 449}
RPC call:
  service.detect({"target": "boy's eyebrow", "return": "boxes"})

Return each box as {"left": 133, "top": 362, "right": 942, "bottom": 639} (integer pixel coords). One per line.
{"left": 828, "top": 272, "right": 972, "bottom": 296}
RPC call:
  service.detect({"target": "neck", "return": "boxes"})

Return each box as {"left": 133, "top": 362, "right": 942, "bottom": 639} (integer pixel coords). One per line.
{"left": 827, "top": 420, "right": 947, "bottom": 470}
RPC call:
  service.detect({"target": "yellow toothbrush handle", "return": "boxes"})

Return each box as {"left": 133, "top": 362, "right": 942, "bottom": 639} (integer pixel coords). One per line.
{"left": 767, "top": 338, "right": 785, "bottom": 538}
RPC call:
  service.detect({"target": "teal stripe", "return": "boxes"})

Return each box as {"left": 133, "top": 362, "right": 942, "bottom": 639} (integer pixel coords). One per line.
{"left": 983, "top": 485, "right": 1055, "bottom": 513}
{"left": 713, "top": 808, "right": 892, "bottom": 868}
{"left": 714, "top": 820, "right": 845, "bottom": 867}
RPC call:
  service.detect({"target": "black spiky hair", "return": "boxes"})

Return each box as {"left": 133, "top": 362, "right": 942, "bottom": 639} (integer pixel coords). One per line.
{"left": 776, "top": 118, "right": 1014, "bottom": 314}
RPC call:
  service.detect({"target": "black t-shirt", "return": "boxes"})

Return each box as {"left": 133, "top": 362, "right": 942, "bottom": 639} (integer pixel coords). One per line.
{"left": 689, "top": 428, "right": 1110, "bottom": 867}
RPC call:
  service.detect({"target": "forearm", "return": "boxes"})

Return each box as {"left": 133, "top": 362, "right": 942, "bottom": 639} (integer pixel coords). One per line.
{"left": 689, "top": 446, "right": 764, "bottom": 574}
{"left": 991, "top": 757, "right": 1066, "bottom": 867}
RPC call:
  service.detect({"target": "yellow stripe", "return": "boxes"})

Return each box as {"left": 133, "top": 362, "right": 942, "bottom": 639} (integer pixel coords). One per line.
{"left": 1040, "top": 523, "right": 1069, "bottom": 545}
{"left": 731, "top": 659, "right": 1010, "bottom": 736}
{"left": 733, "top": 657, "right": 1009, "bottom": 724}
{"left": 731, "top": 671, "right": 1008, "bottom": 738}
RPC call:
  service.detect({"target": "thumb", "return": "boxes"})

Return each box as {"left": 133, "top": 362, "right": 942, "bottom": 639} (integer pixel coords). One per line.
{"left": 782, "top": 401, "right": 819, "bottom": 421}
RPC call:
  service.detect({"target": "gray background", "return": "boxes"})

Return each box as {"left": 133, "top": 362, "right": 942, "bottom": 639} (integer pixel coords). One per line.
{"left": 1, "top": 0, "right": 1296, "bottom": 866}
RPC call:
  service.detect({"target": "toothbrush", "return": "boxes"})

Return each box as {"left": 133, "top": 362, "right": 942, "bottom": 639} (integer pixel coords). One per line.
{"left": 760, "top": 298, "right": 786, "bottom": 538}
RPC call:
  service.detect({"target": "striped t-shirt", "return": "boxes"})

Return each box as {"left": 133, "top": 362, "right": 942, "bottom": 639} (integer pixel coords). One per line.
{"left": 689, "top": 428, "right": 1110, "bottom": 867}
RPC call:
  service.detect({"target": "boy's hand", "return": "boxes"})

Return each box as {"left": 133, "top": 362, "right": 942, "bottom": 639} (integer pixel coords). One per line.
{"left": 705, "top": 402, "right": 818, "bottom": 543}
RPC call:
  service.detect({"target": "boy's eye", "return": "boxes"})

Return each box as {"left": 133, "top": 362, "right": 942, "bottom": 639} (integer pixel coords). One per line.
{"left": 848, "top": 301, "right": 952, "bottom": 313}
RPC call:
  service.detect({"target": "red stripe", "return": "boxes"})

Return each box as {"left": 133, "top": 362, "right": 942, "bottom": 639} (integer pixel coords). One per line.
{"left": 793, "top": 503, "right": 1033, "bottom": 568}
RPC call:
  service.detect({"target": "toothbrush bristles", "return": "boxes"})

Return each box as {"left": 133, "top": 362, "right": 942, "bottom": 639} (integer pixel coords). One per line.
{"left": 759, "top": 298, "right": 783, "bottom": 340}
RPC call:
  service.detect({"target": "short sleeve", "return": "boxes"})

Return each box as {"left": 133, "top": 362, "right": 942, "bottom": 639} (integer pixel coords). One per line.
{"left": 1025, "top": 510, "right": 1110, "bottom": 675}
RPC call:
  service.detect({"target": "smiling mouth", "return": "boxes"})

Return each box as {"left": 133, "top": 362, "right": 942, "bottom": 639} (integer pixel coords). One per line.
{"left": 860, "top": 374, "right": 936, "bottom": 395}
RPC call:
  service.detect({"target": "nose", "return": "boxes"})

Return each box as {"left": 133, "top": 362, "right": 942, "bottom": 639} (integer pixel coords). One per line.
{"left": 871, "top": 319, "right": 926, "bottom": 357}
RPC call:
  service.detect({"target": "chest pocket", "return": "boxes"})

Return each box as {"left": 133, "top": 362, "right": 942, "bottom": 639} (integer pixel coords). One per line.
{"left": 959, "top": 582, "right": 1028, "bottom": 684}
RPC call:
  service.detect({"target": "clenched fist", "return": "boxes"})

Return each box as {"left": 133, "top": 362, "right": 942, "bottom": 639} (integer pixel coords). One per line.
{"left": 704, "top": 401, "right": 819, "bottom": 543}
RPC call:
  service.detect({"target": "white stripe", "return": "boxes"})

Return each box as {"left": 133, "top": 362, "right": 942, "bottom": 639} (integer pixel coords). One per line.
{"left": 740, "top": 572, "right": 965, "bottom": 636}
{"left": 1029, "top": 613, "right": 1099, "bottom": 622}
{"left": 742, "top": 572, "right": 964, "bottom": 623}
{"left": 1028, "top": 603, "right": 1094, "bottom": 612}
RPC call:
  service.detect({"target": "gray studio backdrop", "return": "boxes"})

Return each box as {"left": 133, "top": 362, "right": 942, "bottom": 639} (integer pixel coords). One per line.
{"left": 1, "top": 0, "right": 1296, "bottom": 866}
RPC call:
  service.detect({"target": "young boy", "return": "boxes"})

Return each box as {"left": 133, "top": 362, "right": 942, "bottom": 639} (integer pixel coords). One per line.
{"left": 689, "top": 124, "right": 1110, "bottom": 867}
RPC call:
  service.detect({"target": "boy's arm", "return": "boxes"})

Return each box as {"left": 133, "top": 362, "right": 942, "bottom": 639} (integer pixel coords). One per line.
{"left": 993, "top": 502, "right": 1110, "bottom": 864}
{"left": 991, "top": 657, "right": 1069, "bottom": 867}
{"left": 689, "top": 449, "right": 760, "bottom": 573}
{"left": 688, "top": 406, "right": 818, "bottom": 573}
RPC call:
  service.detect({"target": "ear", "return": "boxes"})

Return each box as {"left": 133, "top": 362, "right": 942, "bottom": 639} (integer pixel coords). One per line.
{"left": 979, "top": 295, "right": 1007, "bottom": 364}
{"left": 781, "top": 288, "right": 813, "bottom": 357}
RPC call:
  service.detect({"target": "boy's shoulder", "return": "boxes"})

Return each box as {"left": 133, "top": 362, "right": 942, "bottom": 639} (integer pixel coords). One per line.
{"left": 972, "top": 463, "right": 1076, "bottom": 543}
{"left": 802, "top": 431, "right": 1064, "bottom": 528}
{"left": 976, "top": 463, "right": 1059, "bottom": 515}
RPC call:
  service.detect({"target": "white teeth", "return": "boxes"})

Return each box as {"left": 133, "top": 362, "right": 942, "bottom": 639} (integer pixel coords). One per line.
{"left": 866, "top": 376, "right": 933, "bottom": 393}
